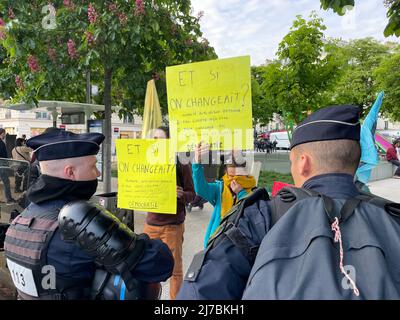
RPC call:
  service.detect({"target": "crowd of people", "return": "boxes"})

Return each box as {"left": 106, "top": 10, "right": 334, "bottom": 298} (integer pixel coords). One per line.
{"left": 1, "top": 104, "right": 400, "bottom": 300}
{"left": 254, "top": 136, "right": 278, "bottom": 153}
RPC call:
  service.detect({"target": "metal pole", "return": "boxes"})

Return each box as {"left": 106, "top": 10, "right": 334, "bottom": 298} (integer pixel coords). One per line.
{"left": 52, "top": 110, "right": 58, "bottom": 128}
{"left": 86, "top": 70, "right": 92, "bottom": 133}
{"left": 86, "top": 70, "right": 91, "bottom": 104}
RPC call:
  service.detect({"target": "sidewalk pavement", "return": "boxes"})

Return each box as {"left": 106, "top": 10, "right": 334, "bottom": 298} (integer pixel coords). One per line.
{"left": 368, "top": 178, "right": 400, "bottom": 202}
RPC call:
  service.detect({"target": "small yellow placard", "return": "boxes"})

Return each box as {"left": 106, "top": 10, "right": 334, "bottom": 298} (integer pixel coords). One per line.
{"left": 166, "top": 56, "right": 253, "bottom": 152}
{"left": 116, "top": 139, "right": 177, "bottom": 214}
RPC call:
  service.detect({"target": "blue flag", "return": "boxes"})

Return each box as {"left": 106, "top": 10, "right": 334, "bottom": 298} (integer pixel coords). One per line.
{"left": 356, "top": 91, "right": 384, "bottom": 184}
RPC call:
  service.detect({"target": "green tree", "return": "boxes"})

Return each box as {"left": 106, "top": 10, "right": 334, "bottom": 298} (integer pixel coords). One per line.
{"left": 258, "top": 14, "right": 344, "bottom": 130}
{"left": 0, "top": 1, "right": 216, "bottom": 192}
{"left": 320, "top": 0, "right": 355, "bottom": 15}
{"left": 320, "top": 0, "right": 400, "bottom": 37}
{"left": 251, "top": 65, "right": 274, "bottom": 126}
{"left": 326, "top": 38, "right": 389, "bottom": 113}
{"left": 375, "top": 48, "right": 400, "bottom": 120}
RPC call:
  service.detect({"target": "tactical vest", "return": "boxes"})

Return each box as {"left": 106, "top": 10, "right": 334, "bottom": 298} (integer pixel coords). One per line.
{"left": 4, "top": 204, "right": 90, "bottom": 300}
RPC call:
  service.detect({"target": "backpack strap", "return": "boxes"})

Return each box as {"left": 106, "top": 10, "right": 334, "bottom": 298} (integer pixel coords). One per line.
{"left": 355, "top": 190, "right": 400, "bottom": 219}
{"left": 15, "top": 148, "right": 29, "bottom": 162}
{"left": 323, "top": 197, "right": 362, "bottom": 224}
{"left": 272, "top": 186, "right": 400, "bottom": 227}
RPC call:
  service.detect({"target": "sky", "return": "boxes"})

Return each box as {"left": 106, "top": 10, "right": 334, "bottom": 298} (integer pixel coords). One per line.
{"left": 191, "top": 0, "right": 399, "bottom": 66}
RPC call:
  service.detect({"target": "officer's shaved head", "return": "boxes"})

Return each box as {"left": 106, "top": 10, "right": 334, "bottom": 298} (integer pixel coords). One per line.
{"left": 290, "top": 139, "right": 361, "bottom": 187}
{"left": 40, "top": 155, "right": 100, "bottom": 181}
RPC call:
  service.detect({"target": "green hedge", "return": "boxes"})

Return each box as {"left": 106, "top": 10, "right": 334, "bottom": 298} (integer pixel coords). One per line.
{"left": 258, "top": 171, "right": 294, "bottom": 193}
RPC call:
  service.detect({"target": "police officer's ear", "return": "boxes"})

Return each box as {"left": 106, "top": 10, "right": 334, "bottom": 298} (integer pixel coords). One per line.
{"left": 291, "top": 146, "right": 313, "bottom": 178}
{"left": 64, "top": 165, "right": 76, "bottom": 180}
{"left": 298, "top": 153, "right": 313, "bottom": 177}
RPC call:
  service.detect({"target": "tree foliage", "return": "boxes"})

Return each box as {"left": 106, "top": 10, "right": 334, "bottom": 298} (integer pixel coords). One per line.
{"left": 251, "top": 65, "right": 274, "bottom": 126}
{"left": 320, "top": 0, "right": 400, "bottom": 37}
{"left": 325, "top": 38, "right": 390, "bottom": 114}
{"left": 254, "top": 13, "right": 400, "bottom": 125}
{"left": 257, "top": 14, "right": 345, "bottom": 126}
{"left": 320, "top": 0, "right": 355, "bottom": 15}
{"left": 0, "top": 0, "right": 217, "bottom": 192}
{"left": 375, "top": 49, "right": 400, "bottom": 120}
{"left": 0, "top": 1, "right": 216, "bottom": 112}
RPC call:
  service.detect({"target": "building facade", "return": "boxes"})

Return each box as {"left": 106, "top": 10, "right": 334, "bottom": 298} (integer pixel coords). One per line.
{"left": 0, "top": 109, "right": 143, "bottom": 161}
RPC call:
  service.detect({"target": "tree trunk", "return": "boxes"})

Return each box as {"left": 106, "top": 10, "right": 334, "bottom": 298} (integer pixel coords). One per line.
{"left": 103, "top": 68, "right": 112, "bottom": 193}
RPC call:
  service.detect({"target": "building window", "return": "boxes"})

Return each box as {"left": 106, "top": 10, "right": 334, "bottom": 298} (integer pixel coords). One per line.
{"left": 385, "top": 121, "right": 389, "bottom": 130}
{"left": 36, "top": 112, "right": 50, "bottom": 120}
{"left": 123, "top": 114, "right": 134, "bottom": 124}
{"left": 5, "top": 110, "right": 11, "bottom": 119}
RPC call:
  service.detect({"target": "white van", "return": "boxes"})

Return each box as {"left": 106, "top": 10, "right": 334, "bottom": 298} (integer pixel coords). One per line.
{"left": 269, "top": 131, "right": 290, "bottom": 150}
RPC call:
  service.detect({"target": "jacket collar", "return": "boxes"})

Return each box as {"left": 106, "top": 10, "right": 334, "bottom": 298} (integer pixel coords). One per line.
{"left": 302, "top": 173, "right": 359, "bottom": 199}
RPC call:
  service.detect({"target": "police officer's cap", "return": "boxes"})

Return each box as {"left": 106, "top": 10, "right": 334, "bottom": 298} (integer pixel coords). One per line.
{"left": 290, "top": 105, "right": 361, "bottom": 150}
{"left": 27, "top": 129, "right": 105, "bottom": 161}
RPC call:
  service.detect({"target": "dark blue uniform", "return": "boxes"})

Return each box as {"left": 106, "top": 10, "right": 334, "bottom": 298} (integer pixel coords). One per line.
{"left": 5, "top": 129, "right": 174, "bottom": 300}
{"left": 177, "top": 173, "right": 361, "bottom": 299}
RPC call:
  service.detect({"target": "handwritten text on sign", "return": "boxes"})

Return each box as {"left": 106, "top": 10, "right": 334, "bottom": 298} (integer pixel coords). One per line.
{"left": 116, "top": 139, "right": 177, "bottom": 214}
{"left": 166, "top": 56, "right": 253, "bottom": 152}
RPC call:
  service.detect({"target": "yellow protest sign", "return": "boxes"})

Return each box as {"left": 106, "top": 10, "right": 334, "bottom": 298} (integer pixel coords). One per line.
{"left": 166, "top": 56, "right": 253, "bottom": 152}
{"left": 116, "top": 139, "right": 177, "bottom": 214}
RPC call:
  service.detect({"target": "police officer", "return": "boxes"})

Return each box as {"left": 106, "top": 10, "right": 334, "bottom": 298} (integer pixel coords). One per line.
{"left": 4, "top": 130, "right": 174, "bottom": 300}
{"left": 177, "top": 105, "right": 400, "bottom": 300}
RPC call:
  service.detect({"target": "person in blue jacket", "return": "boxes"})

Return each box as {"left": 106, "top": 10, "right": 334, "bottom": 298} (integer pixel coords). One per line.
{"left": 178, "top": 105, "right": 400, "bottom": 300}
{"left": 4, "top": 129, "right": 173, "bottom": 300}
{"left": 192, "top": 144, "right": 256, "bottom": 247}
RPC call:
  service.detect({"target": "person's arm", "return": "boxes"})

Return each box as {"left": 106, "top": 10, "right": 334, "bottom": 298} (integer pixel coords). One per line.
{"left": 177, "top": 199, "right": 271, "bottom": 300}
{"left": 130, "top": 236, "right": 174, "bottom": 283}
{"left": 58, "top": 201, "right": 174, "bottom": 286}
{"left": 192, "top": 163, "right": 220, "bottom": 206}
{"left": 50, "top": 230, "right": 173, "bottom": 283}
